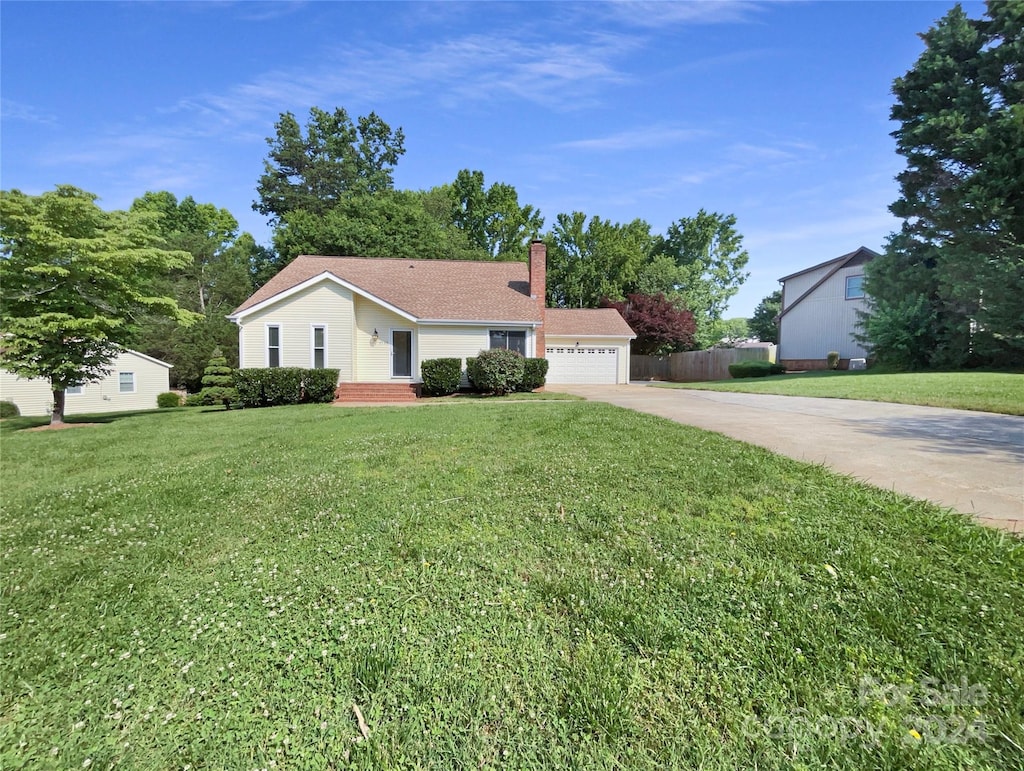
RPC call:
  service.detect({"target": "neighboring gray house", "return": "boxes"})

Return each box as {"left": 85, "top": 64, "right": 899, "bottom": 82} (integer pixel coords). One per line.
{"left": 777, "top": 247, "right": 879, "bottom": 369}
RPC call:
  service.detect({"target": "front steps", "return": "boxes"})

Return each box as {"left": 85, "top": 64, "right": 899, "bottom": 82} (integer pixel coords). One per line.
{"left": 334, "top": 383, "right": 421, "bottom": 403}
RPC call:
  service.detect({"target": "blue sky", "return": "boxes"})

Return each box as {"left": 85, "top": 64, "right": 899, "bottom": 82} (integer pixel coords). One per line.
{"left": 1, "top": 0, "right": 975, "bottom": 317}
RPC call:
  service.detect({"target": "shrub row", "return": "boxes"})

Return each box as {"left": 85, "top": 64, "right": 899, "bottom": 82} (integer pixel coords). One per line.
{"left": 728, "top": 360, "right": 787, "bottom": 379}
{"left": 233, "top": 368, "right": 340, "bottom": 408}
{"left": 462, "top": 351, "right": 549, "bottom": 396}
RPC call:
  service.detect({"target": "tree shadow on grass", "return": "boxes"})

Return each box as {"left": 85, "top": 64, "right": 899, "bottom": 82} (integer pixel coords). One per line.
{"left": 0, "top": 407, "right": 225, "bottom": 434}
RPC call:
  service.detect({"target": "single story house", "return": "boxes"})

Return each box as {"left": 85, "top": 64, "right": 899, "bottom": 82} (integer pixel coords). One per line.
{"left": 777, "top": 246, "right": 879, "bottom": 369}
{"left": 227, "top": 242, "right": 635, "bottom": 396}
{"left": 0, "top": 348, "right": 173, "bottom": 417}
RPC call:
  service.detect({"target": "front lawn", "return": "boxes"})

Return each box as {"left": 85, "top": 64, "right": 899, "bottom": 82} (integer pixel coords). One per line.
{"left": 653, "top": 370, "right": 1024, "bottom": 415}
{"left": 2, "top": 404, "right": 1021, "bottom": 769}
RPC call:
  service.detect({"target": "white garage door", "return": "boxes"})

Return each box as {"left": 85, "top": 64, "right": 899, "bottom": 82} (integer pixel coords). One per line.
{"left": 545, "top": 346, "right": 620, "bottom": 384}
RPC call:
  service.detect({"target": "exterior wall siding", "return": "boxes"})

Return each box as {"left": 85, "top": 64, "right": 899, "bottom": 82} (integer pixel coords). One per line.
{"left": 779, "top": 265, "right": 870, "bottom": 361}
{"left": 353, "top": 297, "right": 416, "bottom": 381}
{"left": 238, "top": 282, "right": 354, "bottom": 381}
{"left": 545, "top": 336, "right": 631, "bottom": 384}
{"left": 0, "top": 350, "right": 171, "bottom": 417}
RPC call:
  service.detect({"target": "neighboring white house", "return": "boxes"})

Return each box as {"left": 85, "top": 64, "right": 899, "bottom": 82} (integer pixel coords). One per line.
{"left": 777, "top": 246, "right": 879, "bottom": 369}
{"left": 228, "top": 242, "right": 636, "bottom": 397}
{"left": 0, "top": 349, "right": 173, "bottom": 417}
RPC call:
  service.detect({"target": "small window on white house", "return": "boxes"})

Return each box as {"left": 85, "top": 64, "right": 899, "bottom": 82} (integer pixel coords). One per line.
{"left": 312, "top": 326, "right": 326, "bottom": 369}
{"left": 66, "top": 385, "right": 84, "bottom": 396}
{"left": 845, "top": 275, "right": 865, "bottom": 300}
{"left": 489, "top": 330, "right": 527, "bottom": 356}
{"left": 268, "top": 325, "right": 281, "bottom": 368}
{"left": 118, "top": 372, "right": 135, "bottom": 393}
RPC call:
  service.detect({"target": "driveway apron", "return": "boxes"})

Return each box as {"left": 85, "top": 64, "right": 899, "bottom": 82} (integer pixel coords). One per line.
{"left": 556, "top": 384, "right": 1024, "bottom": 533}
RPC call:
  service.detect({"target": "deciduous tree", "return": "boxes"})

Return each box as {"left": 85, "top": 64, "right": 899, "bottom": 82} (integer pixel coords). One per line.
{"left": 0, "top": 186, "right": 196, "bottom": 424}
{"left": 602, "top": 293, "right": 696, "bottom": 355}
{"left": 748, "top": 289, "right": 781, "bottom": 343}
{"left": 652, "top": 210, "right": 750, "bottom": 349}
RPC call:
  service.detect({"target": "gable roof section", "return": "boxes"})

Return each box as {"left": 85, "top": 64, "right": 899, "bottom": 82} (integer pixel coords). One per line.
{"left": 123, "top": 349, "right": 174, "bottom": 369}
{"left": 545, "top": 308, "right": 635, "bottom": 338}
{"left": 777, "top": 246, "right": 879, "bottom": 321}
{"left": 230, "top": 255, "right": 542, "bottom": 324}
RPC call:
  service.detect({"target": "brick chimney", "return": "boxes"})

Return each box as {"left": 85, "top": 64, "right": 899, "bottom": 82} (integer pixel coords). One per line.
{"left": 529, "top": 240, "right": 546, "bottom": 357}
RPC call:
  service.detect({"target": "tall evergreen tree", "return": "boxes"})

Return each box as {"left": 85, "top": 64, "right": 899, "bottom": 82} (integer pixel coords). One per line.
{"left": 864, "top": 1, "right": 1024, "bottom": 367}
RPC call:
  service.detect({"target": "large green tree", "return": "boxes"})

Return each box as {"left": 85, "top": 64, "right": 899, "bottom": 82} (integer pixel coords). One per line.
{"left": 274, "top": 190, "right": 486, "bottom": 264}
{"left": 440, "top": 169, "right": 544, "bottom": 260}
{"left": 748, "top": 289, "right": 782, "bottom": 343}
{"left": 863, "top": 1, "right": 1024, "bottom": 368}
{"left": 254, "top": 107, "right": 406, "bottom": 225}
{"left": 0, "top": 186, "right": 197, "bottom": 423}
{"left": 652, "top": 210, "right": 750, "bottom": 348}
{"left": 130, "top": 192, "right": 256, "bottom": 391}
{"left": 546, "top": 213, "right": 654, "bottom": 308}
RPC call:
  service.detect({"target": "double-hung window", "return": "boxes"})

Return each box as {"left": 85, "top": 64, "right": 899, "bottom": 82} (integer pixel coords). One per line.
{"left": 118, "top": 372, "right": 135, "bottom": 393}
{"left": 312, "top": 325, "right": 326, "bottom": 369}
{"left": 66, "top": 385, "right": 84, "bottom": 396}
{"left": 489, "top": 330, "right": 527, "bottom": 356}
{"left": 267, "top": 325, "right": 281, "bottom": 368}
{"left": 845, "top": 275, "right": 865, "bottom": 300}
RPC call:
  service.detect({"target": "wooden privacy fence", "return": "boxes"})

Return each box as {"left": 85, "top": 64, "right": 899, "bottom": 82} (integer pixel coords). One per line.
{"left": 631, "top": 346, "right": 776, "bottom": 382}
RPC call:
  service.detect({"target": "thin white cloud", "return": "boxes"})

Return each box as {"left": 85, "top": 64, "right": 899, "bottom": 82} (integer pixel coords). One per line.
{"left": 172, "top": 31, "right": 640, "bottom": 130}
{"left": 598, "top": 1, "right": 768, "bottom": 28}
{"left": 559, "top": 125, "right": 709, "bottom": 151}
{"left": 1, "top": 99, "right": 56, "bottom": 125}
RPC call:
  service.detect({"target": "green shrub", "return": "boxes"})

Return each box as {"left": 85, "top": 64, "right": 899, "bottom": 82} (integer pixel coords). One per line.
{"left": 197, "top": 349, "right": 238, "bottom": 408}
{"left": 471, "top": 348, "right": 525, "bottom": 396}
{"left": 184, "top": 393, "right": 203, "bottom": 407}
{"left": 519, "top": 358, "right": 550, "bottom": 391}
{"left": 157, "top": 392, "right": 181, "bottom": 409}
{"left": 303, "top": 369, "right": 340, "bottom": 403}
{"left": 421, "top": 358, "right": 462, "bottom": 396}
{"left": 0, "top": 400, "right": 20, "bottom": 418}
{"left": 232, "top": 368, "right": 339, "bottom": 408}
{"left": 827, "top": 351, "right": 841, "bottom": 370}
{"left": 728, "top": 360, "right": 781, "bottom": 379}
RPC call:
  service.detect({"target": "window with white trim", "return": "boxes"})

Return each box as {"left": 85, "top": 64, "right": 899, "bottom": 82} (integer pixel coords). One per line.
{"left": 118, "top": 372, "right": 135, "bottom": 393}
{"left": 845, "top": 275, "right": 865, "bottom": 300}
{"left": 66, "top": 385, "right": 84, "bottom": 396}
{"left": 267, "top": 325, "right": 281, "bottom": 368}
{"left": 489, "top": 330, "right": 527, "bottom": 356}
{"left": 312, "top": 325, "right": 326, "bottom": 369}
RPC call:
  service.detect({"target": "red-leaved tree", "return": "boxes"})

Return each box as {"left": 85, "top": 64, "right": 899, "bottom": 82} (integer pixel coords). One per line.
{"left": 603, "top": 293, "right": 696, "bottom": 355}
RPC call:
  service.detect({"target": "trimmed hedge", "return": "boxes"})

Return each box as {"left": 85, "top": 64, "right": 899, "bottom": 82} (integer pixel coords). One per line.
{"left": 421, "top": 358, "right": 462, "bottom": 397}
{"left": 233, "top": 368, "right": 340, "bottom": 408}
{"left": 519, "top": 358, "right": 549, "bottom": 391}
{"left": 157, "top": 392, "right": 182, "bottom": 408}
{"left": 469, "top": 348, "right": 525, "bottom": 396}
{"left": 0, "top": 400, "right": 20, "bottom": 418}
{"left": 728, "top": 360, "right": 787, "bottom": 379}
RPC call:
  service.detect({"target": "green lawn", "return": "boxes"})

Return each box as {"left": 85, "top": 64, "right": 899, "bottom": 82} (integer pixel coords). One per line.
{"left": 2, "top": 403, "right": 1022, "bottom": 769}
{"left": 652, "top": 370, "right": 1024, "bottom": 415}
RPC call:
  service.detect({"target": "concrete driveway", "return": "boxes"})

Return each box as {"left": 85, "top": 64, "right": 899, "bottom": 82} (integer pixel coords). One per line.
{"left": 556, "top": 384, "right": 1024, "bottom": 533}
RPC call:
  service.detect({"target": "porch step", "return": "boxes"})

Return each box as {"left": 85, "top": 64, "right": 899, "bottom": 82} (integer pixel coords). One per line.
{"left": 334, "top": 383, "right": 421, "bottom": 403}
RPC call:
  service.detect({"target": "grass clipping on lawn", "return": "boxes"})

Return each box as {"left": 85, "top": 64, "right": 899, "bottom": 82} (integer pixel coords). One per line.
{"left": 1, "top": 403, "right": 1021, "bottom": 769}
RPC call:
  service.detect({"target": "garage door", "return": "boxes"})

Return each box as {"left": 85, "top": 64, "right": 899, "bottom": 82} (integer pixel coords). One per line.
{"left": 545, "top": 346, "right": 619, "bottom": 384}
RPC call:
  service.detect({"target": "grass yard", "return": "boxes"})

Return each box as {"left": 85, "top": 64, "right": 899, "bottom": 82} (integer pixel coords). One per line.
{"left": 652, "top": 370, "right": 1024, "bottom": 415}
{"left": 2, "top": 403, "right": 1022, "bottom": 769}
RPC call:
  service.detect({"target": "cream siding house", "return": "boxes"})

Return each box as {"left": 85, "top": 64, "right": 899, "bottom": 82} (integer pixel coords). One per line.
{"left": 229, "top": 242, "right": 635, "bottom": 396}
{"left": 777, "top": 247, "right": 879, "bottom": 369}
{"left": 0, "top": 349, "right": 173, "bottom": 417}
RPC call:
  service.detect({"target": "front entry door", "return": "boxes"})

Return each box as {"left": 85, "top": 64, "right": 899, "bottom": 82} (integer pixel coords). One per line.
{"left": 392, "top": 330, "right": 412, "bottom": 378}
